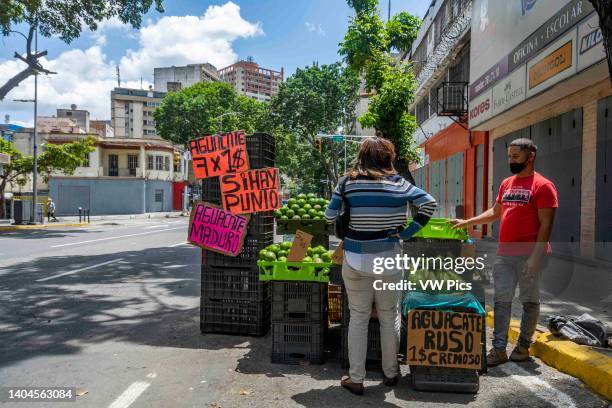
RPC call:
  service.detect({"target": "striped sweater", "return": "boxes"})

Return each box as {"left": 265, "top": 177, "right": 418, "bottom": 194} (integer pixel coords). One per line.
{"left": 325, "top": 174, "right": 437, "bottom": 254}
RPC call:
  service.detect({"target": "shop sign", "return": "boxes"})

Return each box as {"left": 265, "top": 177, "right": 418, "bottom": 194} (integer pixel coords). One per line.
{"left": 577, "top": 12, "right": 606, "bottom": 72}
{"left": 492, "top": 65, "right": 527, "bottom": 116}
{"left": 468, "top": 88, "right": 493, "bottom": 128}
{"left": 527, "top": 28, "right": 577, "bottom": 97}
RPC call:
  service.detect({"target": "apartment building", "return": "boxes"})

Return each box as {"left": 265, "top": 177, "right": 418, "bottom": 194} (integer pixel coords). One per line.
{"left": 154, "top": 63, "right": 220, "bottom": 92}
{"left": 111, "top": 87, "right": 165, "bottom": 139}
{"left": 217, "top": 59, "right": 284, "bottom": 102}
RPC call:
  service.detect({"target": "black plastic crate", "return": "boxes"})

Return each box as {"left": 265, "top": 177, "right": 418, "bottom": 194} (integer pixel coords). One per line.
{"left": 246, "top": 133, "right": 275, "bottom": 167}
{"left": 271, "top": 322, "right": 325, "bottom": 365}
{"left": 310, "top": 235, "right": 330, "bottom": 248}
{"left": 247, "top": 212, "right": 275, "bottom": 235}
{"left": 200, "top": 297, "right": 270, "bottom": 336}
{"left": 201, "top": 266, "right": 269, "bottom": 301}
{"left": 410, "top": 366, "right": 479, "bottom": 393}
{"left": 341, "top": 319, "right": 382, "bottom": 368}
{"left": 203, "top": 233, "right": 273, "bottom": 268}
{"left": 271, "top": 281, "right": 327, "bottom": 322}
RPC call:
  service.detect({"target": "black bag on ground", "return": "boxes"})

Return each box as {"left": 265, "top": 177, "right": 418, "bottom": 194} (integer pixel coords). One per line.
{"left": 335, "top": 176, "right": 350, "bottom": 240}
{"left": 548, "top": 313, "right": 608, "bottom": 347}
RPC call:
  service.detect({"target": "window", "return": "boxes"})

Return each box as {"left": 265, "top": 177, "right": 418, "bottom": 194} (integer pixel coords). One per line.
{"left": 164, "top": 156, "right": 170, "bottom": 171}
{"left": 128, "top": 154, "right": 138, "bottom": 169}
{"left": 83, "top": 152, "right": 90, "bottom": 167}
{"left": 155, "top": 155, "right": 164, "bottom": 170}
{"left": 155, "top": 189, "right": 163, "bottom": 202}
{"left": 147, "top": 155, "right": 154, "bottom": 170}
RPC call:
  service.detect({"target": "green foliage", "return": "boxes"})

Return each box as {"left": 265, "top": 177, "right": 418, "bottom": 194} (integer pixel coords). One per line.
{"left": 386, "top": 12, "right": 421, "bottom": 52}
{"left": 269, "top": 62, "right": 360, "bottom": 189}
{"left": 0, "top": 0, "right": 164, "bottom": 42}
{"left": 347, "top": 0, "right": 379, "bottom": 16}
{"left": 153, "top": 82, "right": 268, "bottom": 145}
{"left": 0, "top": 137, "right": 95, "bottom": 187}
{"left": 339, "top": 0, "right": 422, "bottom": 168}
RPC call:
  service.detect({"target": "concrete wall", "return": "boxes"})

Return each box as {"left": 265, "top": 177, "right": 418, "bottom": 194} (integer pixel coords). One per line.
{"left": 49, "top": 178, "right": 173, "bottom": 215}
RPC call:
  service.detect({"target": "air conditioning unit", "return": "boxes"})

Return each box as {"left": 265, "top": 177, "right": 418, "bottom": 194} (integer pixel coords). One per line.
{"left": 437, "top": 82, "right": 468, "bottom": 116}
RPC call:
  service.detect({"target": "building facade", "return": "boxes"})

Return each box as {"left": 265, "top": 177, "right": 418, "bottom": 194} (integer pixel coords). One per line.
{"left": 57, "top": 104, "right": 90, "bottom": 132}
{"left": 406, "top": 0, "right": 488, "bottom": 235}
{"left": 468, "top": 0, "right": 611, "bottom": 261}
{"left": 111, "top": 87, "right": 165, "bottom": 139}
{"left": 153, "top": 63, "right": 221, "bottom": 92}
{"left": 217, "top": 59, "right": 284, "bottom": 102}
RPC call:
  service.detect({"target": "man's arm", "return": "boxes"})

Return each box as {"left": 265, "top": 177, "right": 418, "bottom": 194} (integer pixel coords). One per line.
{"left": 450, "top": 202, "right": 502, "bottom": 229}
{"left": 524, "top": 207, "right": 556, "bottom": 275}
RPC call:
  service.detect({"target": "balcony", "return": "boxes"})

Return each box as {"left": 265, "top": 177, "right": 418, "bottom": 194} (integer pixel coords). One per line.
{"left": 99, "top": 167, "right": 142, "bottom": 177}
{"left": 436, "top": 82, "right": 468, "bottom": 116}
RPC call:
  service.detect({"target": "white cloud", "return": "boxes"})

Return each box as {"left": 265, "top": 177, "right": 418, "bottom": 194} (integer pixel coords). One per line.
{"left": 305, "top": 21, "right": 325, "bottom": 36}
{"left": 0, "top": 1, "right": 262, "bottom": 123}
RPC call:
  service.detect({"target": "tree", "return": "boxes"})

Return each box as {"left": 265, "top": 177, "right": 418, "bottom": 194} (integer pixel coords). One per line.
{"left": 269, "top": 62, "right": 360, "bottom": 193}
{"left": 588, "top": 0, "right": 612, "bottom": 80}
{"left": 0, "top": 137, "right": 95, "bottom": 218}
{"left": 0, "top": 0, "right": 164, "bottom": 100}
{"left": 154, "top": 82, "right": 267, "bottom": 145}
{"left": 339, "top": 1, "right": 422, "bottom": 178}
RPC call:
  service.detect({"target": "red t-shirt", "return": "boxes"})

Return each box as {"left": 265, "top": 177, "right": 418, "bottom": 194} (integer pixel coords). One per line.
{"left": 496, "top": 172, "right": 558, "bottom": 256}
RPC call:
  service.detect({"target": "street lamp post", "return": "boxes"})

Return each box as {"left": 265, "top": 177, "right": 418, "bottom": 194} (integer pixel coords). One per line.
{"left": 215, "top": 111, "right": 241, "bottom": 134}
{"left": 31, "top": 25, "right": 39, "bottom": 224}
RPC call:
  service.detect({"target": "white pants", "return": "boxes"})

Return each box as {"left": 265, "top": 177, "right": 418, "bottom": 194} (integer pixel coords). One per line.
{"left": 343, "top": 259, "right": 401, "bottom": 383}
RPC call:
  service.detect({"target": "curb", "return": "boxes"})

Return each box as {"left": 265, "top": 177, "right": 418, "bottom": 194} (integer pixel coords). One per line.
{"left": 486, "top": 311, "right": 612, "bottom": 401}
{"left": 0, "top": 223, "right": 89, "bottom": 231}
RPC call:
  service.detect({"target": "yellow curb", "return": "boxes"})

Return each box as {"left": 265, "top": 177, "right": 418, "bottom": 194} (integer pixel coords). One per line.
{"left": 486, "top": 310, "right": 612, "bottom": 401}
{"left": 0, "top": 223, "right": 89, "bottom": 231}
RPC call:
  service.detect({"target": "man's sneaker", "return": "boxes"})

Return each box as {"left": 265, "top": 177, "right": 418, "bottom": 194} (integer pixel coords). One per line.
{"left": 509, "top": 345, "right": 530, "bottom": 362}
{"left": 487, "top": 348, "right": 508, "bottom": 367}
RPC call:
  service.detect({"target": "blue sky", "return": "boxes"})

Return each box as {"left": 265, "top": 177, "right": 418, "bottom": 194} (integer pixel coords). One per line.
{"left": 0, "top": 1, "right": 430, "bottom": 124}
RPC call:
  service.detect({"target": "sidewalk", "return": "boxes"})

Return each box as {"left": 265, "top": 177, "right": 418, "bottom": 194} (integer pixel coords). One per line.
{"left": 475, "top": 238, "right": 612, "bottom": 400}
{"left": 0, "top": 211, "right": 188, "bottom": 230}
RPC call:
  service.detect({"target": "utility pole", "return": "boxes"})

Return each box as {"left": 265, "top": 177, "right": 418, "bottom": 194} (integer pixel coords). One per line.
{"left": 30, "top": 23, "right": 39, "bottom": 224}
{"left": 388, "top": 0, "right": 391, "bottom": 21}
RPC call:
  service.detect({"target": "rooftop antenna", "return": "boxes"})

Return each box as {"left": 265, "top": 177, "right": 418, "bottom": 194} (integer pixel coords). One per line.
{"left": 116, "top": 65, "right": 120, "bottom": 87}
{"left": 140, "top": 76, "right": 143, "bottom": 89}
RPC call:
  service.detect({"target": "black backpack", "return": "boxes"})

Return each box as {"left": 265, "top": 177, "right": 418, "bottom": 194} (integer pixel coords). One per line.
{"left": 335, "top": 176, "right": 351, "bottom": 239}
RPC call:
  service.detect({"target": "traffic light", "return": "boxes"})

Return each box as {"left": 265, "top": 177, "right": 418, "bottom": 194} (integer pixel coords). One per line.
{"left": 314, "top": 139, "right": 322, "bottom": 152}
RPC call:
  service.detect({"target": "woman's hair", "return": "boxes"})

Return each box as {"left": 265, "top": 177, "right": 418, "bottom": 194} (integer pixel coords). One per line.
{"left": 347, "top": 137, "right": 397, "bottom": 179}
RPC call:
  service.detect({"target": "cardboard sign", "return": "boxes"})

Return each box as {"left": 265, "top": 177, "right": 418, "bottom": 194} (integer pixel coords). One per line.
{"left": 220, "top": 167, "right": 281, "bottom": 214}
{"left": 331, "top": 241, "right": 344, "bottom": 265}
{"left": 192, "top": 144, "right": 249, "bottom": 179}
{"left": 187, "top": 201, "right": 250, "bottom": 256}
{"left": 407, "top": 310, "right": 484, "bottom": 370}
{"left": 287, "top": 230, "right": 313, "bottom": 262}
{"left": 189, "top": 131, "right": 249, "bottom": 180}
{"left": 189, "top": 131, "right": 246, "bottom": 156}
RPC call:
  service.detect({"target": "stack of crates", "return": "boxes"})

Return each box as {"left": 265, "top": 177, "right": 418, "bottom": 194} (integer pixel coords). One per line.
{"left": 270, "top": 281, "right": 327, "bottom": 364}
{"left": 200, "top": 133, "right": 275, "bottom": 336}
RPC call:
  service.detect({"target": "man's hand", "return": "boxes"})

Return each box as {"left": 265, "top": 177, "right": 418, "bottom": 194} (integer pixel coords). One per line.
{"left": 450, "top": 219, "right": 470, "bottom": 229}
{"left": 522, "top": 255, "right": 541, "bottom": 278}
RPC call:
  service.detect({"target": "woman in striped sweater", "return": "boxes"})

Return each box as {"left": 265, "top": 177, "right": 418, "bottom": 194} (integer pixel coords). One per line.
{"left": 325, "top": 137, "right": 437, "bottom": 395}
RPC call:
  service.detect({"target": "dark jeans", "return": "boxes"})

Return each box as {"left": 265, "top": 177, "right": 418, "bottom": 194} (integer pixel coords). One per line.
{"left": 492, "top": 254, "right": 549, "bottom": 350}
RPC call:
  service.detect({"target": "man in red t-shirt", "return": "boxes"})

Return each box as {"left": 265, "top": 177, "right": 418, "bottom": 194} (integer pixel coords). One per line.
{"left": 452, "top": 138, "right": 558, "bottom": 367}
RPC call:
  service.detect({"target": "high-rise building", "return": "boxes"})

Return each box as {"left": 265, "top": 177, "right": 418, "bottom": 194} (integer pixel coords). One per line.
{"left": 154, "top": 63, "right": 220, "bottom": 92}
{"left": 217, "top": 59, "right": 284, "bottom": 102}
{"left": 111, "top": 87, "right": 165, "bottom": 139}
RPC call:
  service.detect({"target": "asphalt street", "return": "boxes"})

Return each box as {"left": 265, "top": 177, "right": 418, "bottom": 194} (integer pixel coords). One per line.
{"left": 0, "top": 220, "right": 608, "bottom": 407}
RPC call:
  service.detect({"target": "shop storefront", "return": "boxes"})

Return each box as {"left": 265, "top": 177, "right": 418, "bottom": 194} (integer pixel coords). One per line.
{"left": 468, "top": 0, "right": 611, "bottom": 259}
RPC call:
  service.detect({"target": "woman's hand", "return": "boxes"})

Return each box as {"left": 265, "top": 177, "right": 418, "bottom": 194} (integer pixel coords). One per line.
{"left": 449, "top": 219, "right": 470, "bottom": 229}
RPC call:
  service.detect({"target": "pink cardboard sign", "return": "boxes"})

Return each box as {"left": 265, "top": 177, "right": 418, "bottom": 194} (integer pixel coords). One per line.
{"left": 188, "top": 201, "right": 250, "bottom": 256}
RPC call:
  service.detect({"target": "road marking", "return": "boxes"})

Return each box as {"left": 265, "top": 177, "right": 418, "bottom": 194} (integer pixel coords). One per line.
{"left": 146, "top": 373, "right": 157, "bottom": 379}
{"left": 498, "top": 362, "right": 577, "bottom": 407}
{"left": 143, "top": 224, "right": 169, "bottom": 229}
{"left": 50, "top": 227, "right": 184, "bottom": 248}
{"left": 107, "top": 381, "right": 151, "bottom": 408}
{"left": 36, "top": 258, "right": 124, "bottom": 282}
{"left": 169, "top": 241, "right": 190, "bottom": 247}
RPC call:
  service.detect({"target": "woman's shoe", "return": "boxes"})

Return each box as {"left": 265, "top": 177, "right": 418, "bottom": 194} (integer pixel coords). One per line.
{"left": 341, "top": 377, "right": 364, "bottom": 396}
{"left": 382, "top": 374, "right": 399, "bottom": 386}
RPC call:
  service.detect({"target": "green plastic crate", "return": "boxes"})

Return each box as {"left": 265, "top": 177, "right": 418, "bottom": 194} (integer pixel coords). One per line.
{"left": 275, "top": 219, "right": 333, "bottom": 235}
{"left": 258, "top": 260, "right": 331, "bottom": 283}
{"left": 408, "top": 218, "right": 468, "bottom": 241}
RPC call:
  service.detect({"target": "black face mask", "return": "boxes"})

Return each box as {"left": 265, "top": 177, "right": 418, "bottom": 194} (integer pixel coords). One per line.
{"left": 510, "top": 160, "right": 528, "bottom": 174}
